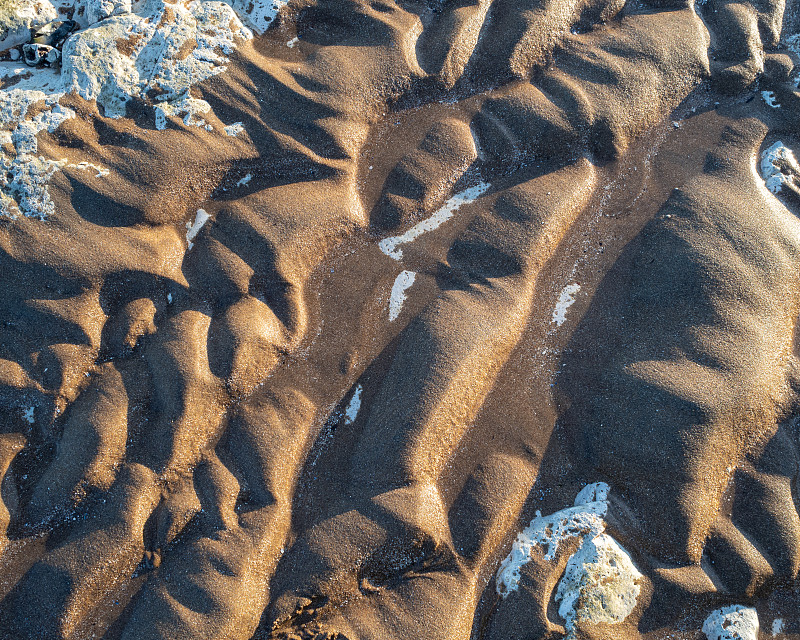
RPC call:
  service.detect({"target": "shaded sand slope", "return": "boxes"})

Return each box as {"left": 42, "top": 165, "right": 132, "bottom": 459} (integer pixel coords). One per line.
{"left": 559, "top": 116, "right": 800, "bottom": 564}
{"left": 555, "top": 114, "right": 800, "bottom": 632}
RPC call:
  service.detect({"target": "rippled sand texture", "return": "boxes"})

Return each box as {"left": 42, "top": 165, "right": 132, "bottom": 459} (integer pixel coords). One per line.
{"left": 1, "top": 0, "right": 800, "bottom": 638}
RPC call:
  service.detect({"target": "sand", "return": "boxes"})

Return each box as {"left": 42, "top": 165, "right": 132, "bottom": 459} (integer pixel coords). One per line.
{"left": 0, "top": 0, "right": 799, "bottom": 638}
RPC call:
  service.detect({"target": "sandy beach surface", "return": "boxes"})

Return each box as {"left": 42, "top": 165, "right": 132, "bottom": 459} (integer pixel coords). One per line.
{"left": 0, "top": 0, "right": 799, "bottom": 637}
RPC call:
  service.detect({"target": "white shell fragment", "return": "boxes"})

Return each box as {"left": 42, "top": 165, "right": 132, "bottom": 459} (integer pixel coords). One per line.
{"left": 702, "top": 605, "right": 759, "bottom": 640}
{"left": 186, "top": 208, "right": 211, "bottom": 248}
{"left": 761, "top": 90, "right": 780, "bottom": 108}
{"left": 77, "top": 0, "right": 132, "bottom": 27}
{"left": 496, "top": 483, "right": 642, "bottom": 639}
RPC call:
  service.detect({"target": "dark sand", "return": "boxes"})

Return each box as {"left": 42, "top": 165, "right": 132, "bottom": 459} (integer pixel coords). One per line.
{"left": 0, "top": 0, "right": 800, "bottom": 638}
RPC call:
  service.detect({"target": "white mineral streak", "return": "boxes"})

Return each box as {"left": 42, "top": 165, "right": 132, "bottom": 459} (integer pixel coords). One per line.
{"left": 760, "top": 141, "right": 800, "bottom": 195}
{"left": 379, "top": 182, "right": 490, "bottom": 261}
{"left": 388, "top": 270, "right": 416, "bottom": 322}
{"left": 0, "top": 0, "right": 57, "bottom": 51}
{"left": 70, "top": 160, "right": 109, "bottom": 177}
{"left": 236, "top": 172, "right": 251, "bottom": 186}
{"left": 702, "top": 606, "right": 759, "bottom": 640}
{"left": 496, "top": 483, "right": 642, "bottom": 639}
{"left": 552, "top": 283, "right": 580, "bottom": 326}
{"left": 344, "top": 384, "right": 362, "bottom": 425}
{"left": 186, "top": 207, "right": 210, "bottom": 248}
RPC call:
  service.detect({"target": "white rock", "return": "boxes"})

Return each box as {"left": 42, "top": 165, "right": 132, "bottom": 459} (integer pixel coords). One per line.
{"left": 224, "top": 121, "right": 244, "bottom": 137}
{"left": 497, "top": 483, "right": 642, "bottom": 639}
{"left": 0, "top": 0, "right": 58, "bottom": 51}
{"left": 228, "top": 0, "right": 286, "bottom": 34}
{"left": 760, "top": 141, "right": 800, "bottom": 195}
{"left": 556, "top": 533, "right": 643, "bottom": 637}
{"left": 61, "top": 0, "right": 252, "bottom": 123}
{"left": 702, "top": 605, "right": 759, "bottom": 640}
{"left": 0, "top": 86, "right": 74, "bottom": 218}
{"left": 496, "top": 485, "right": 609, "bottom": 596}
{"left": 575, "top": 481, "right": 610, "bottom": 506}
{"left": 0, "top": 0, "right": 258, "bottom": 218}
{"left": 77, "top": 0, "right": 132, "bottom": 27}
